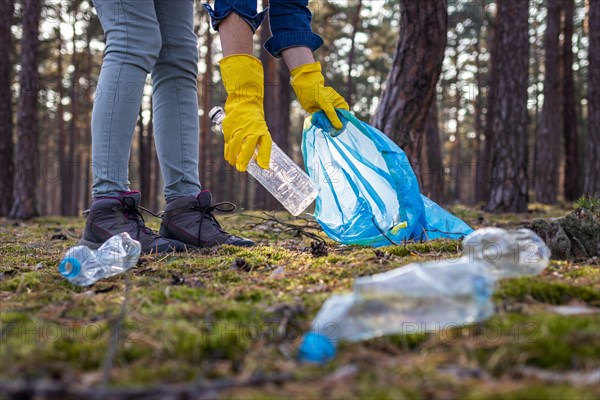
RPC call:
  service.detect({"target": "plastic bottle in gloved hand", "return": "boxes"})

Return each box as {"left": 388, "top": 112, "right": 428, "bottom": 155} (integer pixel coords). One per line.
{"left": 210, "top": 107, "right": 319, "bottom": 216}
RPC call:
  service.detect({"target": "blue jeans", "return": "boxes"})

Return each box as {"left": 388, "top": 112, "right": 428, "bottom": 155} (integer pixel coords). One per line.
{"left": 91, "top": 0, "right": 201, "bottom": 200}
{"left": 204, "top": 0, "right": 323, "bottom": 57}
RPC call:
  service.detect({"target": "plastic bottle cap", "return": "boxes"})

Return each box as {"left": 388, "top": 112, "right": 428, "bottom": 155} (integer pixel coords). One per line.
{"left": 208, "top": 106, "right": 223, "bottom": 121}
{"left": 298, "top": 332, "right": 337, "bottom": 364}
{"left": 59, "top": 257, "right": 81, "bottom": 278}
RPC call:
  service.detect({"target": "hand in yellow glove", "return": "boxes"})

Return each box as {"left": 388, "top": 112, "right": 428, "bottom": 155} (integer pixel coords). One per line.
{"left": 219, "top": 54, "right": 272, "bottom": 171}
{"left": 290, "top": 61, "right": 350, "bottom": 129}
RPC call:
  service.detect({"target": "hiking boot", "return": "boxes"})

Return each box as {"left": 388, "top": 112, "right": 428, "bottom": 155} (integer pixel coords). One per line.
{"left": 159, "top": 191, "right": 255, "bottom": 248}
{"left": 79, "top": 191, "right": 187, "bottom": 253}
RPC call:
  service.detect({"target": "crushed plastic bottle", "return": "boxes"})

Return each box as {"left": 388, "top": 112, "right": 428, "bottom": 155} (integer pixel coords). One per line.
{"left": 59, "top": 232, "right": 141, "bottom": 286}
{"left": 209, "top": 106, "right": 319, "bottom": 216}
{"left": 462, "top": 227, "right": 550, "bottom": 278}
{"left": 298, "top": 227, "right": 551, "bottom": 363}
{"left": 298, "top": 261, "right": 495, "bottom": 363}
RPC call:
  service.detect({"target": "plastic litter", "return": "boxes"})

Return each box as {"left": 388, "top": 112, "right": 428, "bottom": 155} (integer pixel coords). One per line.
{"left": 298, "top": 228, "right": 551, "bottom": 363}
{"left": 302, "top": 110, "right": 473, "bottom": 246}
{"left": 210, "top": 107, "right": 319, "bottom": 216}
{"left": 59, "top": 232, "right": 141, "bottom": 286}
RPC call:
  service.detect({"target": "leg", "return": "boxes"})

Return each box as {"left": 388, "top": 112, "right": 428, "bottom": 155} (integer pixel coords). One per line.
{"left": 151, "top": 0, "right": 201, "bottom": 201}
{"left": 84, "top": 0, "right": 186, "bottom": 253}
{"left": 91, "top": 0, "right": 162, "bottom": 197}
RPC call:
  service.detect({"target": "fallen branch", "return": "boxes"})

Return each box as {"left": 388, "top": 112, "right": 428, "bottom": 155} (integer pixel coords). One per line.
{"left": 239, "top": 213, "right": 326, "bottom": 243}
{"left": 0, "top": 372, "right": 297, "bottom": 400}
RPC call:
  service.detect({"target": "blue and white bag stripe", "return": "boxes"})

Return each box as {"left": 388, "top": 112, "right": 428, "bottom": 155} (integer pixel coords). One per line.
{"left": 302, "top": 109, "right": 473, "bottom": 247}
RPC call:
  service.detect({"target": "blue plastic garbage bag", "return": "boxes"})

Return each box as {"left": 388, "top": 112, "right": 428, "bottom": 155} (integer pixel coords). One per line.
{"left": 301, "top": 110, "right": 473, "bottom": 247}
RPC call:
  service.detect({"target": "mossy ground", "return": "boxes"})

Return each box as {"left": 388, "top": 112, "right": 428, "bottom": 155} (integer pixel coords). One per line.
{"left": 0, "top": 203, "right": 598, "bottom": 399}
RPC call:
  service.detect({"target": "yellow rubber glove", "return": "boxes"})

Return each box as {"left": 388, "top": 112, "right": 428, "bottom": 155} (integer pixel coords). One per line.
{"left": 290, "top": 61, "right": 350, "bottom": 130}
{"left": 219, "top": 54, "right": 272, "bottom": 171}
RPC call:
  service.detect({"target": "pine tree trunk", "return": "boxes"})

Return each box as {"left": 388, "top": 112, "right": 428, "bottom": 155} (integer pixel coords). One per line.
{"left": 149, "top": 100, "right": 161, "bottom": 211}
{"left": 561, "top": 0, "right": 580, "bottom": 201}
{"left": 137, "top": 107, "right": 148, "bottom": 200}
{"left": 277, "top": 63, "right": 290, "bottom": 155}
{"left": 57, "top": 27, "right": 69, "bottom": 215}
{"left": 9, "top": 0, "right": 42, "bottom": 219}
{"left": 535, "top": 0, "right": 561, "bottom": 204}
{"left": 69, "top": 49, "right": 79, "bottom": 215}
{"left": 472, "top": 2, "right": 486, "bottom": 204}
{"left": 372, "top": 0, "right": 448, "bottom": 180}
{"left": 0, "top": 0, "right": 14, "bottom": 216}
{"left": 346, "top": 0, "right": 362, "bottom": 104}
{"left": 584, "top": 0, "right": 600, "bottom": 196}
{"left": 421, "top": 99, "right": 444, "bottom": 203}
{"left": 476, "top": 11, "right": 499, "bottom": 204}
{"left": 255, "top": 0, "right": 272, "bottom": 210}
{"left": 82, "top": 27, "right": 93, "bottom": 210}
{"left": 200, "top": 13, "right": 213, "bottom": 190}
{"left": 485, "top": 0, "right": 529, "bottom": 213}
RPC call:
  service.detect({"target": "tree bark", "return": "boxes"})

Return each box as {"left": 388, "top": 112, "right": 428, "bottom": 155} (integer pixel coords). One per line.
{"left": 485, "top": 0, "right": 529, "bottom": 213}
{"left": 584, "top": 0, "right": 600, "bottom": 196}
{"left": 561, "top": 0, "right": 579, "bottom": 201}
{"left": 56, "top": 26, "right": 70, "bottom": 215}
{"left": 472, "top": 1, "right": 487, "bottom": 204}
{"left": 476, "top": 9, "right": 498, "bottom": 204}
{"left": 535, "top": 0, "right": 562, "bottom": 204}
{"left": 200, "top": 12, "right": 213, "bottom": 190}
{"left": 420, "top": 99, "right": 444, "bottom": 203}
{"left": 372, "top": 0, "right": 448, "bottom": 181}
{"left": 9, "top": 0, "right": 42, "bottom": 219}
{"left": 0, "top": 0, "right": 14, "bottom": 216}
{"left": 346, "top": 0, "right": 362, "bottom": 104}
{"left": 137, "top": 106, "right": 148, "bottom": 200}
{"left": 256, "top": 0, "right": 274, "bottom": 210}
{"left": 68, "top": 43, "right": 79, "bottom": 214}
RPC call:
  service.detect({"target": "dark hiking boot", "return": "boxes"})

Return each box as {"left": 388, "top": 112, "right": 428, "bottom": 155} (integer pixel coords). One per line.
{"left": 79, "top": 191, "right": 187, "bottom": 253}
{"left": 159, "top": 191, "right": 255, "bottom": 248}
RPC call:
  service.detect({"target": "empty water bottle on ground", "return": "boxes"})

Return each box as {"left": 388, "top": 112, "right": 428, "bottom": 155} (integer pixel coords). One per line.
{"left": 298, "top": 261, "right": 496, "bottom": 363}
{"left": 59, "top": 232, "right": 141, "bottom": 286}
{"left": 462, "top": 227, "right": 550, "bottom": 278}
{"left": 209, "top": 107, "right": 319, "bottom": 216}
{"left": 298, "top": 227, "right": 551, "bottom": 363}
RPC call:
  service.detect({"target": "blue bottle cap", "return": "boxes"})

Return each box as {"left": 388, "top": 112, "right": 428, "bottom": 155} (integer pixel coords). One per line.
{"left": 59, "top": 257, "right": 81, "bottom": 279}
{"left": 298, "top": 332, "right": 337, "bottom": 364}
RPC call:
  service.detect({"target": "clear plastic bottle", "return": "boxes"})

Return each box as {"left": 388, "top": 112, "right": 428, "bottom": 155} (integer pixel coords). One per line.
{"left": 298, "top": 261, "right": 495, "bottom": 363}
{"left": 209, "top": 107, "right": 319, "bottom": 216}
{"left": 462, "top": 227, "right": 550, "bottom": 278}
{"left": 59, "top": 232, "right": 142, "bottom": 286}
{"left": 297, "top": 227, "right": 552, "bottom": 363}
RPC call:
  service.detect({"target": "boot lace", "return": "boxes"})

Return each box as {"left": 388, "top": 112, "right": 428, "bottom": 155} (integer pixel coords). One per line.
{"left": 121, "top": 197, "right": 161, "bottom": 240}
{"left": 190, "top": 201, "right": 236, "bottom": 246}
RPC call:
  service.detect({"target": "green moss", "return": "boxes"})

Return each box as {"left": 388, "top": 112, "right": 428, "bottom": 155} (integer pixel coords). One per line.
{"left": 473, "top": 313, "right": 600, "bottom": 373}
{"left": 564, "top": 266, "right": 600, "bottom": 279}
{"left": 2, "top": 210, "right": 599, "bottom": 395}
{"left": 496, "top": 277, "right": 600, "bottom": 304}
{"left": 0, "top": 271, "right": 43, "bottom": 291}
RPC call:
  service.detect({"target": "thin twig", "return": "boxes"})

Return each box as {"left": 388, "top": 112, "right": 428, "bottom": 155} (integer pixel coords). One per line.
{"left": 0, "top": 372, "right": 297, "bottom": 399}
{"left": 239, "top": 212, "right": 326, "bottom": 243}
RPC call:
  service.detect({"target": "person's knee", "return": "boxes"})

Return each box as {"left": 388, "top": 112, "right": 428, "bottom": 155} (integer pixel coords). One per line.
{"left": 154, "top": 37, "right": 198, "bottom": 80}
{"left": 131, "top": 28, "right": 162, "bottom": 72}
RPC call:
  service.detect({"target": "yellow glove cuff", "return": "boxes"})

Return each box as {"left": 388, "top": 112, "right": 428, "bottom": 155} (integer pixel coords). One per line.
{"left": 290, "top": 61, "right": 323, "bottom": 79}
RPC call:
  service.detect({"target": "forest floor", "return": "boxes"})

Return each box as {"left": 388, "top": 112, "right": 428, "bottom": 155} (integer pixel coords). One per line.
{"left": 0, "top": 204, "right": 599, "bottom": 399}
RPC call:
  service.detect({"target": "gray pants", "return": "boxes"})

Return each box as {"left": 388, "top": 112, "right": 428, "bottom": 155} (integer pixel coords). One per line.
{"left": 91, "top": 0, "right": 201, "bottom": 200}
